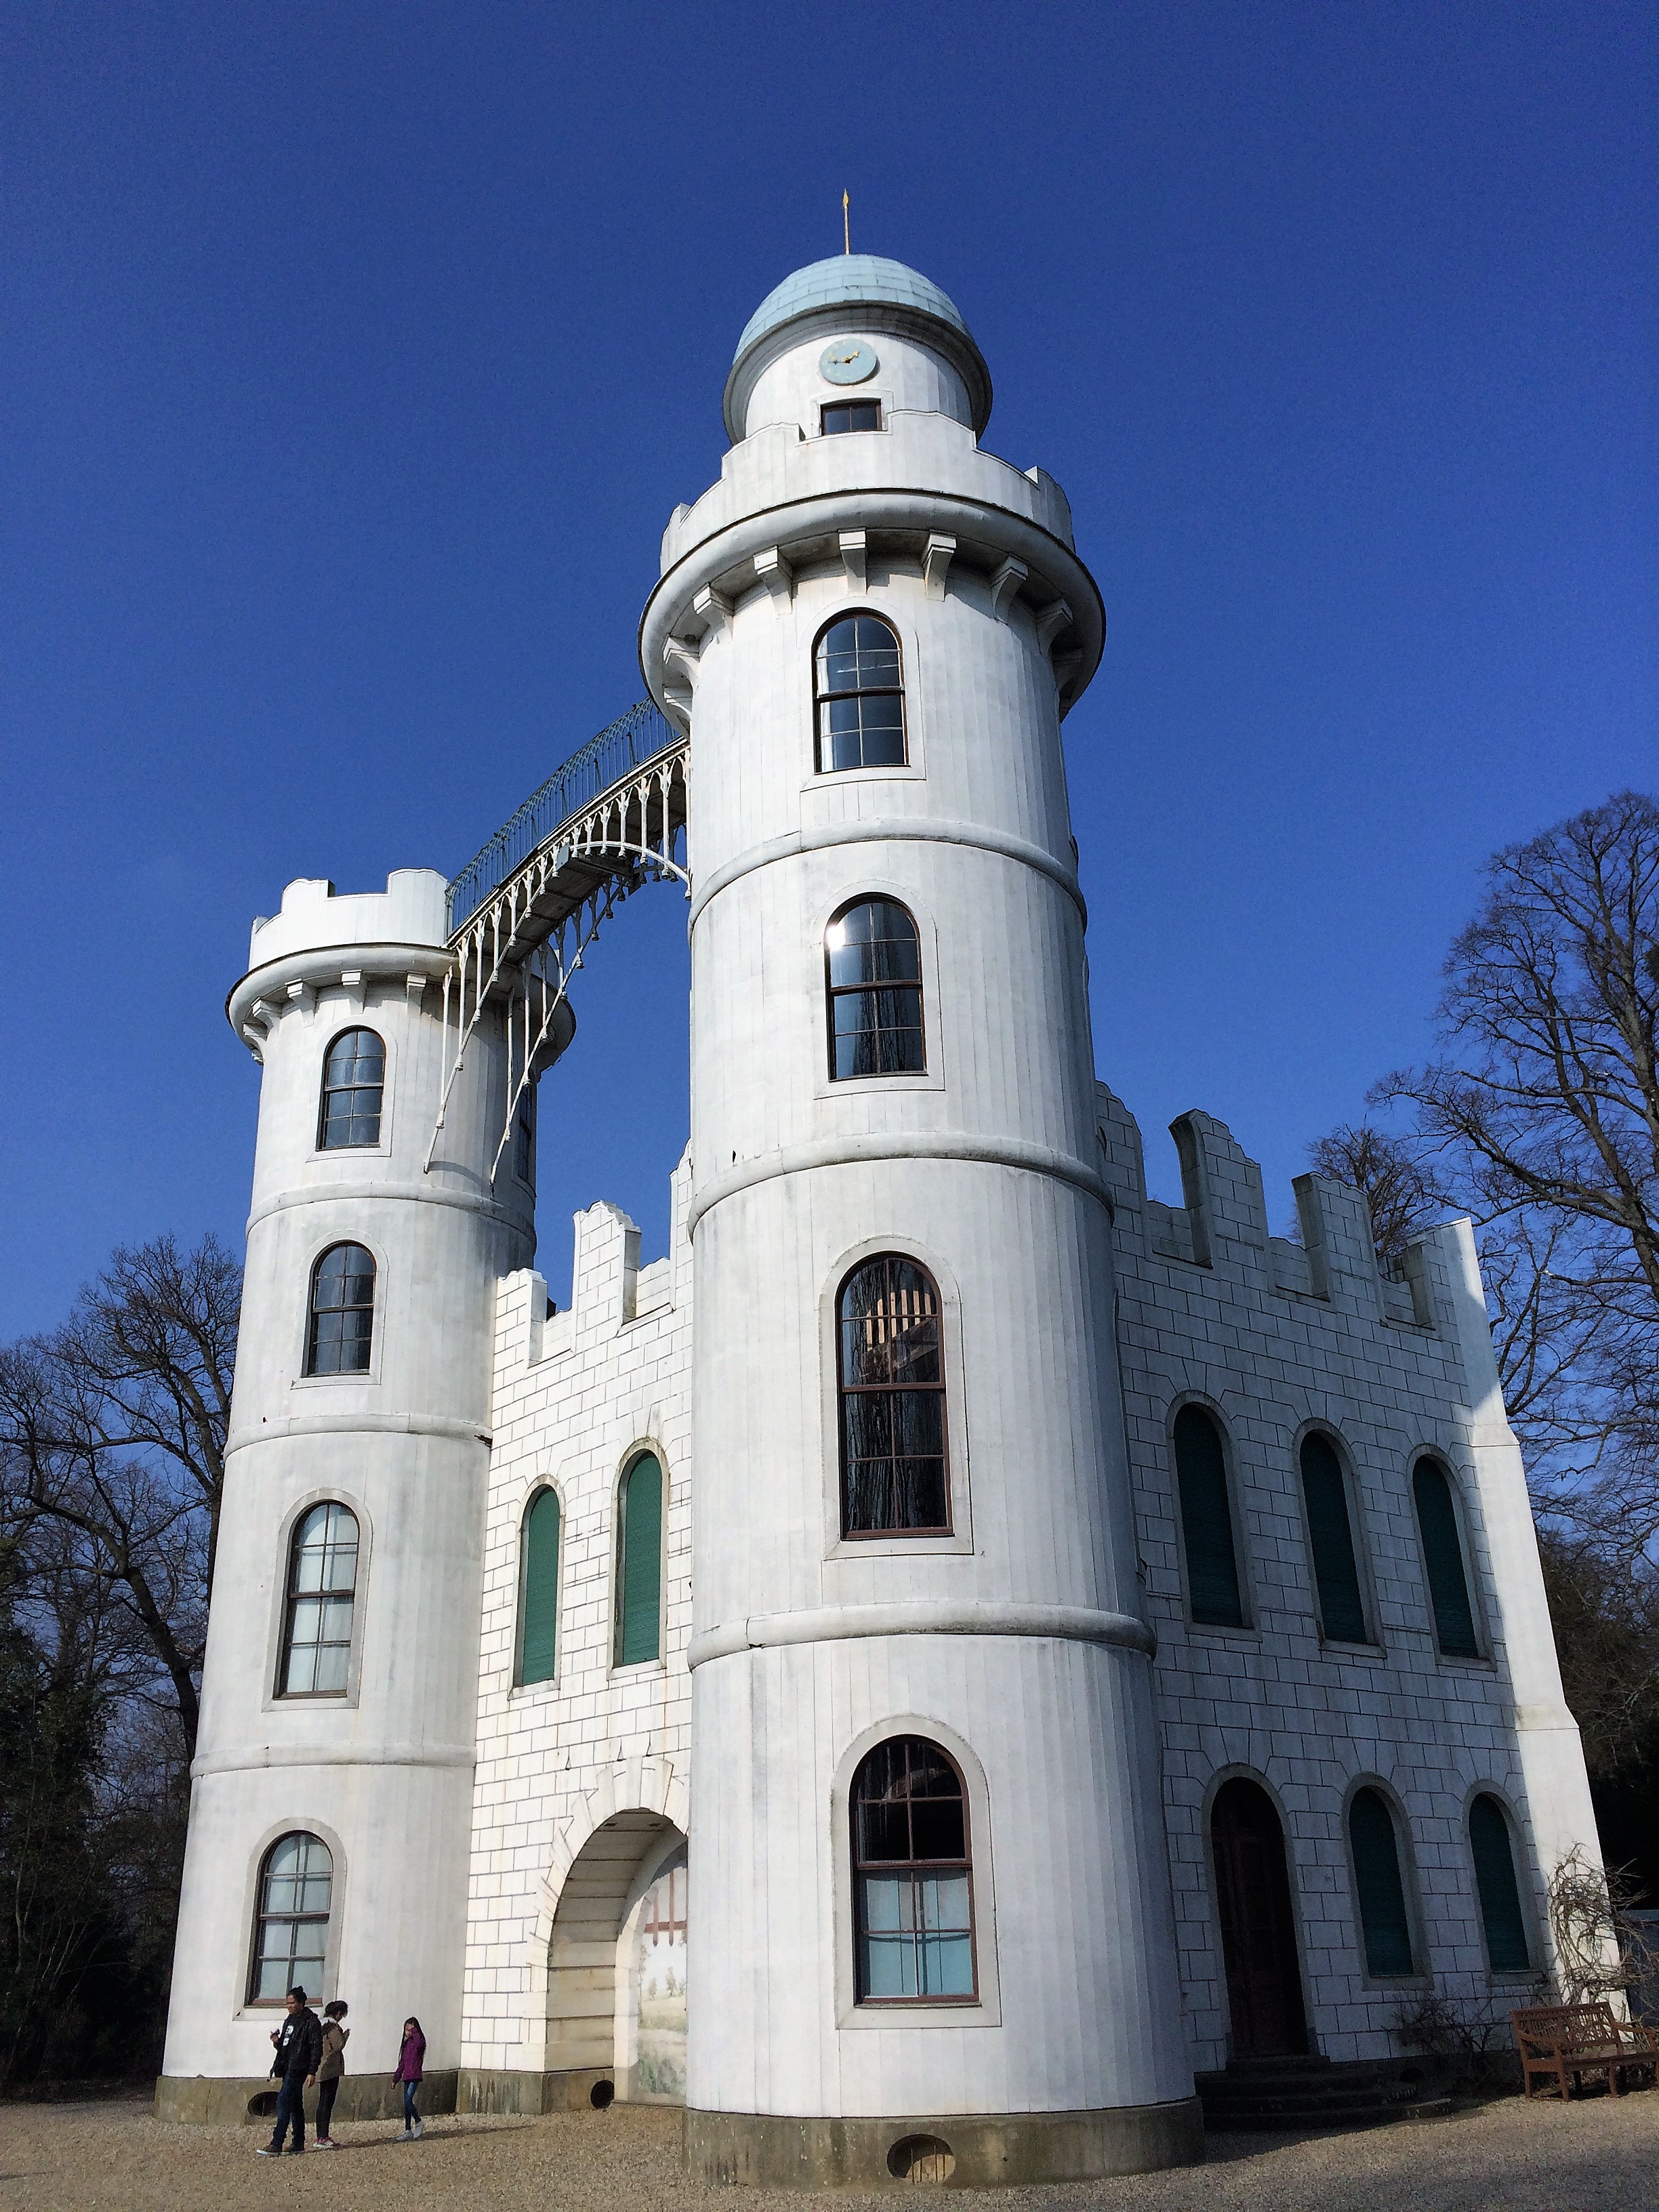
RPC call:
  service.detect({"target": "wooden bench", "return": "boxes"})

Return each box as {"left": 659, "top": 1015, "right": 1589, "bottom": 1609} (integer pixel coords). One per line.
{"left": 1512, "top": 2002, "right": 1659, "bottom": 2100}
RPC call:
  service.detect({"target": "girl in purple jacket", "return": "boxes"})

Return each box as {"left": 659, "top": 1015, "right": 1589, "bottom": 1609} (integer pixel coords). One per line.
{"left": 393, "top": 2017, "right": 426, "bottom": 2140}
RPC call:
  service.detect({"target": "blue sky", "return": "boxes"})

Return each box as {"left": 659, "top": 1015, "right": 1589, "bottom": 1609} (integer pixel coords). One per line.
{"left": 1, "top": 1, "right": 1652, "bottom": 1330}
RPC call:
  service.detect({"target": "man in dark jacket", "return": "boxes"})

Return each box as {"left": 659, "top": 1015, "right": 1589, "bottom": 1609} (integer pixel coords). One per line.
{"left": 256, "top": 1987, "right": 323, "bottom": 2156}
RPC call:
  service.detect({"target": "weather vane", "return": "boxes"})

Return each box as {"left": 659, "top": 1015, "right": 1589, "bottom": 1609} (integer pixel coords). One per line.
{"left": 842, "top": 188, "right": 851, "bottom": 255}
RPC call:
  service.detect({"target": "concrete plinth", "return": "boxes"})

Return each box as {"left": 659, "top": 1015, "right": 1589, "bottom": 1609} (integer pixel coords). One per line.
{"left": 684, "top": 2098, "right": 1205, "bottom": 2188}
{"left": 456, "top": 2066, "right": 617, "bottom": 2115}
{"left": 154, "top": 2071, "right": 458, "bottom": 2126}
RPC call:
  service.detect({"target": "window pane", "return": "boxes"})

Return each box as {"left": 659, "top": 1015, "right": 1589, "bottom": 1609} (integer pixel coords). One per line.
{"left": 1349, "top": 1789, "right": 1414, "bottom": 1976}
{"left": 909, "top": 1797, "right": 966, "bottom": 1861}
{"left": 1470, "top": 1795, "right": 1530, "bottom": 1971}
{"left": 1414, "top": 1460, "right": 1479, "bottom": 1658}
{"left": 852, "top": 1740, "right": 975, "bottom": 2003}
{"left": 1300, "top": 1433, "right": 1368, "bottom": 1642}
{"left": 1173, "top": 1406, "right": 1245, "bottom": 1628}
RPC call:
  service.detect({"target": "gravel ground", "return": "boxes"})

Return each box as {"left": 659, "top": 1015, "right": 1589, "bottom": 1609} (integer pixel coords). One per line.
{"left": 3, "top": 2089, "right": 1658, "bottom": 2212}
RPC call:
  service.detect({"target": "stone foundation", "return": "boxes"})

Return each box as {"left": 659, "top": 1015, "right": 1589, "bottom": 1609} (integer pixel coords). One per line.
{"left": 154, "top": 2071, "right": 458, "bottom": 2127}
{"left": 455, "top": 2066, "right": 617, "bottom": 2115}
{"left": 684, "top": 2097, "right": 1205, "bottom": 2188}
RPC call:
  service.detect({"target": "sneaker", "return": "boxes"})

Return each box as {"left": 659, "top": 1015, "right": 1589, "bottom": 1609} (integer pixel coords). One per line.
{"left": 285, "top": 2145, "right": 306, "bottom": 2154}
{"left": 255, "top": 2145, "right": 282, "bottom": 2156}
{"left": 411, "top": 2121, "right": 424, "bottom": 2139}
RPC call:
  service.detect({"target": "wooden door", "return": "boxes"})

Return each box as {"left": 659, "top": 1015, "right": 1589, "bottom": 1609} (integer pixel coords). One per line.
{"left": 1211, "top": 1778, "right": 1309, "bottom": 2059}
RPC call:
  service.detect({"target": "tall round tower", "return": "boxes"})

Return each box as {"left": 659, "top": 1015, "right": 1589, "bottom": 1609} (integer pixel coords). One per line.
{"left": 642, "top": 259, "right": 1198, "bottom": 2184}
{"left": 160, "top": 867, "right": 569, "bottom": 2114}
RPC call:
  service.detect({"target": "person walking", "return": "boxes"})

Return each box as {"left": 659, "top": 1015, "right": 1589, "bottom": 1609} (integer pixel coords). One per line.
{"left": 255, "top": 1987, "right": 322, "bottom": 2156}
{"left": 392, "top": 2015, "right": 426, "bottom": 2141}
{"left": 313, "top": 2000, "right": 349, "bottom": 2148}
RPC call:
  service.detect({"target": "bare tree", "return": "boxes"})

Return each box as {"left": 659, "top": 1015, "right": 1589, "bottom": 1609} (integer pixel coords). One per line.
{"left": 0, "top": 1233, "right": 239, "bottom": 1760}
{"left": 1372, "top": 790, "right": 1659, "bottom": 1549}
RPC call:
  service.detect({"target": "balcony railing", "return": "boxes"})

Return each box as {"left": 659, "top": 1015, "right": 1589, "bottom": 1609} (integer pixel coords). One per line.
{"left": 446, "top": 701, "right": 678, "bottom": 935}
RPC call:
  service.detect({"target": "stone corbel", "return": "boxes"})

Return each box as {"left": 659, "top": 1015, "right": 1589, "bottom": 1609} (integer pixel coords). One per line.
{"left": 693, "top": 585, "right": 733, "bottom": 638}
{"left": 1052, "top": 651, "right": 1084, "bottom": 695}
{"left": 339, "top": 968, "right": 365, "bottom": 1015}
{"left": 922, "top": 534, "right": 956, "bottom": 602}
{"left": 754, "top": 546, "right": 794, "bottom": 604}
{"left": 662, "top": 636, "right": 700, "bottom": 691}
{"left": 989, "top": 556, "right": 1027, "bottom": 620}
{"left": 405, "top": 971, "right": 429, "bottom": 1004}
{"left": 1036, "top": 598, "right": 1073, "bottom": 655}
{"left": 838, "top": 530, "right": 867, "bottom": 592}
{"left": 285, "top": 979, "right": 316, "bottom": 1017}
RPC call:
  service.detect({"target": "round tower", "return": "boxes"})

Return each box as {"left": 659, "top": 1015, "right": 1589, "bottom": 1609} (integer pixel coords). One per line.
{"left": 642, "top": 258, "right": 1199, "bottom": 2183}
{"left": 160, "top": 867, "right": 569, "bottom": 2114}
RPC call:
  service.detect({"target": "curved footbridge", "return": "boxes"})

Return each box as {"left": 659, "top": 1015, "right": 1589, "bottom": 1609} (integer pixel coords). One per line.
{"left": 427, "top": 700, "right": 688, "bottom": 1174}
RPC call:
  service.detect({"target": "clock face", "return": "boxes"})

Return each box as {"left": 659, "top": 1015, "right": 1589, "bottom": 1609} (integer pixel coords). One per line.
{"left": 820, "top": 338, "right": 878, "bottom": 386}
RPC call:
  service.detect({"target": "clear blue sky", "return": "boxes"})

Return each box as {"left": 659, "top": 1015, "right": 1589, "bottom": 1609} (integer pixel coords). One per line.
{"left": 2, "top": 2, "right": 1652, "bottom": 1332}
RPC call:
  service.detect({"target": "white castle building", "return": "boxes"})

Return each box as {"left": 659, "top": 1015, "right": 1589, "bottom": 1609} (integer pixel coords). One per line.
{"left": 159, "top": 255, "right": 1603, "bottom": 2185}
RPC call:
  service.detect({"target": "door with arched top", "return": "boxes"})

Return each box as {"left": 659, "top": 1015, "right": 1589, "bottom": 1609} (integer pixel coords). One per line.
{"left": 1210, "top": 1778, "right": 1309, "bottom": 2059}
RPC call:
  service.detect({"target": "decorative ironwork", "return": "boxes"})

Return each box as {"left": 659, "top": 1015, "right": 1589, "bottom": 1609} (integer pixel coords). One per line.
{"left": 447, "top": 701, "right": 679, "bottom": 935}
{"left": 426, "top": 717, "right": 689, "bottom": 1178}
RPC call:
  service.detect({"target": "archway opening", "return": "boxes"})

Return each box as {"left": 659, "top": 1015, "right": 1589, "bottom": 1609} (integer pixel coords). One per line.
{"left": 545, "top": 1809, "right": 687, "bottom": 2104}
{"left": 1210, "top": 1778, "right": 1309, "bottom": 2060}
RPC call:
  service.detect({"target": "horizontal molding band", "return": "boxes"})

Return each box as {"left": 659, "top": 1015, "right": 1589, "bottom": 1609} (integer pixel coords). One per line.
{"left": 226, "top": 940, "right": 453, "bottom": 1038}
{"left": 687, "top": 1600, "right": 1155, "bottom": 1671}
{"left": 191, "top": 1742, "right": 476, "bottom": 1780}
{"left": 688, "top": 817, "right": 1086, "bottom": 932}
{"left": 226, "top": 1410, "right": 491, "bottom": 1457}
{"left": 246, "top": 1180, "right": 529, "bottom": 1236}
{"left": 688, "top": 1131, "right": 1113, "bottom": 1239}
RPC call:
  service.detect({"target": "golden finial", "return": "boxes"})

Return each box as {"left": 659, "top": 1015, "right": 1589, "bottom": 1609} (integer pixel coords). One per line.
{"left": 842, "top": 189, "right": 851, "bottom": 255}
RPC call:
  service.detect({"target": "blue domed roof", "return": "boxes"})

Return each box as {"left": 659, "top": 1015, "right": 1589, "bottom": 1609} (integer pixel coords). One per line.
{"left": 733, "top": 255, "right": 972, "bottom": 361}
{"left": 724, "top": 253, "right": 991, "bottom": 440}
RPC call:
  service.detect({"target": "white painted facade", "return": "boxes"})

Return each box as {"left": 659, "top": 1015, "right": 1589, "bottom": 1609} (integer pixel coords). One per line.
{"left": 163, "top": 256, "right": 1601, "bottom": 2171}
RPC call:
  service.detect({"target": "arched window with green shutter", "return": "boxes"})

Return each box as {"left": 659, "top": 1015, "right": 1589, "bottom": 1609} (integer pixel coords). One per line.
{"left": 1348, "top": 1787, "right": 1415, "bottom": 1977}
{"left": 1299, "top": 1432, "right": 1370, "bottom": 1644}
{"left": 1469, "top": 1793, "right": 1532, "bottom": 1971}
{"left": 615, "top": 1452, "right": 663, "bottom": 1666}
{"left": 517, "top": 1488, "right": 560, "bottom": 1687}
{"left": 1172, "top": 1405, "right": 1245, "bottom": 1627}
{"left": 1413, "top": 1459, "right": 1479, "bottom": 1658}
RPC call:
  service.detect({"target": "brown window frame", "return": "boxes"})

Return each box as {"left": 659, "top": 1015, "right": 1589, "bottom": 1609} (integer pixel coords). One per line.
{"left": 836, "top": 1253, "right": 950, "bottom": 1538}
{"left": 813, "top": 611, "right": 907, "bottom": 775}
{"left": 825, "top": 897, "right": 926, "bottom": 1082}
{"left": 821, "top": 399, "right": 882, "bottom": 434}
{"left": 304, "top": 1242, "right": 376, "bottom": 1376}
{"left": 276, "top": 1500, "right": 359, "bottom": 1698}
{"left": 316, "top": 1027, "right": 385, "bottom": 1150}
{"left": 851, "top": 1735, "right": 978, "bottom": 2006}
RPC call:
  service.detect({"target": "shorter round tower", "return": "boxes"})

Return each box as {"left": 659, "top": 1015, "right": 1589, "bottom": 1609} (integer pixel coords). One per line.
{"left": 160, "top": 867, "right": 569, "bottom": 2112}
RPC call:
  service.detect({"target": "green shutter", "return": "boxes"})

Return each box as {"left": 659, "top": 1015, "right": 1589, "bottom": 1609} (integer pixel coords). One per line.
{"left": 518, "top": 1489, "right": 560, "bottom": 1687}
{"left": 617, "top": 1454, "right": 663, "bottom": 1666}
{"left": 1173, "top": 1406, "right": 1245, "bottom": 1626}
{"left": 1349, "top": 1788, "right": 1414, "bottom": 1976}
{"left": 1413, "top": 1460, "right": 1479, "bottom": 1658}
{"left": 1300, "top": 1433, "right": 1369, "bottom": 1643}
{"left": 1470, "top": 1795, "right": 1531, "bottom": 1971}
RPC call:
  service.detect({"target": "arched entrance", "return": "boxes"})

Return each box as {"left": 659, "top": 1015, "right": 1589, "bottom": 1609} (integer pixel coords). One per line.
{"left": 546, "top": 1809, "right": 687, "bottom": 2102}
{"left": 1210, "top": 1778, "right": 1308, "bottom": 2059}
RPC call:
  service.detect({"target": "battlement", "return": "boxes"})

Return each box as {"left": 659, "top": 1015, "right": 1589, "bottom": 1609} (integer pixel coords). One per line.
{"left": 495, "top": 1154, "right": 691, "bottom": 1382}
{"left": 1096, "top": 1083, "right": 1441, "bottom": 1332}
{"left": 246, "top": 867, "right": 448, "bottom": 968}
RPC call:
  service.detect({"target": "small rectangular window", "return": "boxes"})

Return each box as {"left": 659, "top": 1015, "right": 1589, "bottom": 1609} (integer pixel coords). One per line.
{"left": 822, "top": 401, "right": 881, "bottom": 435}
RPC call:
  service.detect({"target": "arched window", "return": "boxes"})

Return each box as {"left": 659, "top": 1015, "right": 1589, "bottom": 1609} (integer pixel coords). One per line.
{"left": 1348, "top": 1788, "right": 1415, "bottom": 1978}
{"left": 1299, "top": 1432, "right": 1369, "bottom": 1644}
{"left": 1172, "top": 1405, "right": 1244, "bottom": 1627}
{"left": 851, "top": 1736, "right": 975, "bottom": 2003}
{"left": 279, "top": 1502, "right": 359, "bottom": 1696}
{"left": 615, "top": 1452, "right": 663, "bottom": 1666}
{"left": 826, "top": 900, "right": 924, "bottom": 1080}
{"left": 814, "top": 613, "right": 905, "bottom": 773}
{"left": 838, "top": 1256, "right": 947, "bottom": 1536}
{"left": 249, "top": 1832, "right": 333, "bottom": 2003}
{"left": 318, "top": 1029, "right": 384, "bottom": 1149}
{"left": 1413, "top": 1458, "right": 1479, "bottom": 1658}
{"left": 518, "top": 1488, "right": 560, "bottom": 1687}
{"left": 305, "top": 1244, "right": 375, "bottom": 1375}
{"left": 1469, "top": 1794, "right": 1531, "bottom": 1971}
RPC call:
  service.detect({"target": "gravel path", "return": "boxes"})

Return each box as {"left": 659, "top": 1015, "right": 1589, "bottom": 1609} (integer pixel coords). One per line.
{"left": 3, "top": 2089, "right": 1658, "bottom": 2211}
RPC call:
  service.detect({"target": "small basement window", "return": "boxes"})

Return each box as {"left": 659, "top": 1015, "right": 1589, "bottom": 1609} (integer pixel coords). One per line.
{"left": 822, "top": 401, "right": 881, "bottom": 434}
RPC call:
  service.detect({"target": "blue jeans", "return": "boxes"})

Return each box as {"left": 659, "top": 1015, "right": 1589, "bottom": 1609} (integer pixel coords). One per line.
{"left": 270, "top": 2076, "right": 306, "bottom": 2152}
{"left": 402, "top": 2078, "right": 420, "bottom": 2128}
